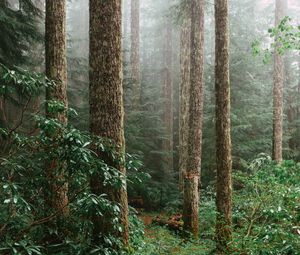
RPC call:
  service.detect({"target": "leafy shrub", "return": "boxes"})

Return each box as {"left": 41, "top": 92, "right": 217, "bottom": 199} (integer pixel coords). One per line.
{"left": 0, "top": 66, "right": 144, "bottom": 255}
{"left": 137, "top": 158, "right": 300, "bottom": 255}
{"left": 231, "top": 159, "right": 300, "bottom": 254}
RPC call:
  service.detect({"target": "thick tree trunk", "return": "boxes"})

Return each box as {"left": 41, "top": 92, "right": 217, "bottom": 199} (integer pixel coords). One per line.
{"left": 89, "top": 0, "right": 129, "bottom": 245}
{"left": 130, "top": 0, "right": 140, "bottom": 108}
{"left": 179, "top": 19, "right": 191, "bottom": 191}
{"left": 183, "top": 0, "right": 205, "bottom": 238}
{"left": 162, "top": 20, "right": 173, "bottom": 180}
{"left": 45, "top": 0, "right": 68, "bottom": 216}
{"left": 215, "top": 0, "right": 232, "bottom": 252}
{"left": 272, "top": 0, "right": 286, "bottom": 163}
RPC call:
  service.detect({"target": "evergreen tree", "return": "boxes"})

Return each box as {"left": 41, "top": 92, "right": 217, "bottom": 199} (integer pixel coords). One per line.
{"left": 179, "top": 18, "right": 191, "bottom": 190}
{"left": 183, "top": 0, "right": 205, "bottom": 238}
{"left": 272, "top": 0, "right": 287, "bottom": 163}
{"left": 215, "top": 0, "right": 232, "bottom": 251}
{"left": 45, "top": 0, "right": 69, "bottom": 215}
{"left": 130, "top": 0, "right": 141, "bottom": 108}
{"left": 89, "top": 0, "right": 129, "bottom": 245}
{"left": 162, "top": 15, "right": 174, "bottom": 180}
{"left": 0, "top": 0, "right": 42, "bottom": 66}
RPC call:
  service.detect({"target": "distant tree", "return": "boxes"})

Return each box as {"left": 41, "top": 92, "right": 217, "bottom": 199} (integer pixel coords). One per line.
{"left": 131, "top": 0, "right": 141, "bottom": 108}
{"left": 215, "top": 0, "right": 232, "bottom": 252}
{"left": 183, "top": 0, "right": 205, "bottom": 238}
{"left": 297, "top": 60, "right": 300, "bottom": 151}
{"left": 272, "top": 0, "right": 287, "bottom": 163}
{"left": 179, "top": 18, "right": 191, "bottom": 190}
{"left": 45, "top": 0, "right": 69, "bottom": 215}
{"left": 162, "top": 17, "right": 174, "bottom": 180}
{"left": 89, "top": 0, "right": 129, "bottom": 245}
{"left": 285, "top": 56, "right": 295, "bottom": 152}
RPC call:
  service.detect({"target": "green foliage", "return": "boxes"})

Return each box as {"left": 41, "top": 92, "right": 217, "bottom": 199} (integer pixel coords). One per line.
{"left": 0, "top": 67, "right": 144, "bottom": 255}
{"left": 137, "top": 159, "right": 300, "bottom": 255}
{"left": 0, "top": 64, "right": 49, "bottom": 98}
{"left": 136, "top": 225, "right": 214, "bottom": 255}
{"left": 0, "top": 0, "right": 42, "bottom": 66}
{"left": 253, "top": 16, "right": 300, "bottom": 62}
{"left": 231, "top": 159, "right": 300, "bottom": 254}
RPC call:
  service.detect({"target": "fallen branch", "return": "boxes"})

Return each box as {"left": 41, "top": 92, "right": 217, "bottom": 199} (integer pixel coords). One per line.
{"left": 153, "top": 214, "right": 183, "bottom": 231}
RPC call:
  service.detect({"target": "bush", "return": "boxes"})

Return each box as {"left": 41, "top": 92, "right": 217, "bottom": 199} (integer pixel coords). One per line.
{"left": 0, "top": 66, "right": 144, "bottom": 255}
{"left": 231, "top": 159, "right": 300, "bottom": 254}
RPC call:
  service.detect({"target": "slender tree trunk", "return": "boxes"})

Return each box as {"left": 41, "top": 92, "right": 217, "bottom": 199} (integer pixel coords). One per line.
{"left": 272, "top": 0, "right": 286, "bottom": 163}
{"left": 122, "top": 0, "right": 130, "bottom": 66}
{"left": 123, "top": 0, "right": 128, "bottom": 37}
{"left": 183, "top": 0, "right": 205, "bottom": 238}
{"left": 130, "top": 0, "right": 140, "bottom": 108}
{"left": 89, "top": 0, "right": 129, "bottom": 245}
{"left": 45, "top": 0, "right": 68, "bottom": 215}
{"left": 297, "top": 59, "right": 300, "bottom": 151}
{"left": 215, "top": 0, "right": 232, "bottom": 252}
{"left": 285, "top": 57, "right": 295, "bottom": 152}
{"left": 179, "top": 18, "right": 191, "bottom": 191}
{"left": 162, "top": 20, "right": 174, "bottom": 180}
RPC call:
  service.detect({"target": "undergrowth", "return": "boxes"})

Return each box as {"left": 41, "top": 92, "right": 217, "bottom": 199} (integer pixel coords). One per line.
{"left": 136, "top": 156, "right": 300, "bottom": 255}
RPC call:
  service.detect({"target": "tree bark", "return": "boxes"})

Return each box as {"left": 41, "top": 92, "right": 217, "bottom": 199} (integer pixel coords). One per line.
{"left": 179, "top": 18, "right": 191, "bottom": 191}
{"left": 45, "top": 0, "right": 68, "bottom": 216}
{"left": 162, "top": 20, "right": 174, "bottom": 180}
{"left": 89, "top": 0, "right": 129, "bottom": 245}
{"left": 272, "top": 0, "right": 286, "bottom": 163}
{"left": 183, "top": 0, "right": 205, "bottom": 238}
{"left": 130, "top": 0, "right": 140, "bottom": 108}
{"left": 215, "top": 0, "right": 232, "bottom": 252}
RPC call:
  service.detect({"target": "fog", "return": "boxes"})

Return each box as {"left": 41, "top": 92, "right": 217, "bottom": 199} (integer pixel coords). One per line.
{"left": 1, "top": 0, "right": 300, "bottom": 253}
{"left": 62, "top": 0, "right": 300, "bottom": 184}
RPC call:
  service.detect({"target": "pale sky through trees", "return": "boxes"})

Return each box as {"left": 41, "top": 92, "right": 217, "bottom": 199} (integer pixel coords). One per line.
{"left": 262, "top": 0, "right": 300, "bottom": 11}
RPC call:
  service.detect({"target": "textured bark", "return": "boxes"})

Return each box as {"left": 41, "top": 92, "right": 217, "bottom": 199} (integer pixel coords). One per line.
{"left": 45, "top": 0, "right": 68, "bottom": 216}
{"left": 130, "top": 0, "right": 140, "bottom": 108}
{"left": 272, "top": 0, "right": 286, "bottom": 163}
{"left": 162, "top": 20, "right": 174, "bottom": 179}
{"left": 215, "top": 0, "right": 232, "bottom": 252}
{"left": 89, "top": 0, "right": 129, "bottom": 245}
{"left": 179, "top": 19, "right": 191, "bottom": 191}
{"left": 183, "top": 0, "right": 205, "bottom": 238}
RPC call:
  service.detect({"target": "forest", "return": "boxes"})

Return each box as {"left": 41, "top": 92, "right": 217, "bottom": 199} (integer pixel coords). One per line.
{"left": 0, "top": 0, "right": 300, "bottom": 254}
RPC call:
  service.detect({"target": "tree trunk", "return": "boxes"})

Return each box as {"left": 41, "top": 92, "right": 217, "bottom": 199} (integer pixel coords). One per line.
{"left": 179, "top": 18, "right": 191, "bottom": 191}
{"left": 272, "top": 0, "right": 286, "bottom": 163}
{"left": 130, "top": 0, "right": 140, "bottom": 108}
{"left": 297, "top": 60, "right": 300, "bottom": 151}
{"left": 89, "top": 0, "right": 129, "bottom": 245}
{"left": 215, "top": 0, "right": 232, "bottom": 252}
{"left": 162, "top": 20, "right": 173, "bottom": 180}
{"left": 183, "top": 0, "right": 205, "bottom": 238}
{"left": 45, "top": 0, "right": 68, "bottom": 216}
{"left": 285, "top": 56, "right": 295, "bottom": 152}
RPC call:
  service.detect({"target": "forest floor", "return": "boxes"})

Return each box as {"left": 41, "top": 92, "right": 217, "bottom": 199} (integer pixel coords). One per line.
{"left": 136, "top": 213, "right": 215, "bottom": 255}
